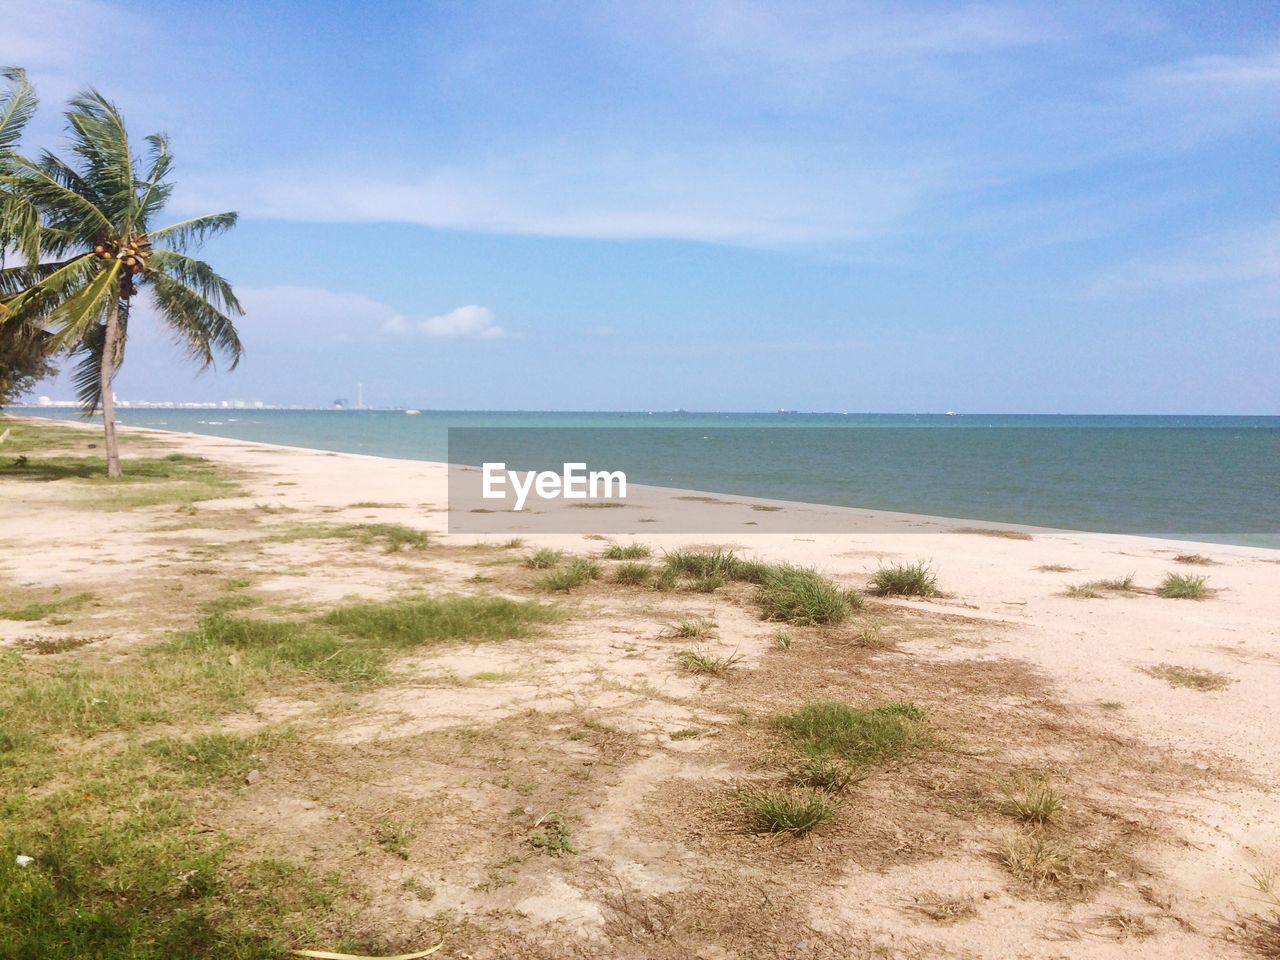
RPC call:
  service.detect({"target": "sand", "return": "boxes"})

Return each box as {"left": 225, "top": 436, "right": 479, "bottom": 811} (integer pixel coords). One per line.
{"left": 3, "top": 418, "right": 1278, "bottom": 958}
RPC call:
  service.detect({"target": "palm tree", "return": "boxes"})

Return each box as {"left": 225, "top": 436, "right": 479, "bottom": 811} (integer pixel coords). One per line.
{"left": 1, "top": 82, "right": 243, "bottom": 477}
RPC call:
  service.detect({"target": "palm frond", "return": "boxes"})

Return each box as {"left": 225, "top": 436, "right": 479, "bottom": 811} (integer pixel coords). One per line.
{"left": 149, "top": 211, "right": 238, "bottom": 251}
{"left": 148, "top": 271, "right": 243, "bottom": 370}
{"left": 65, "top": 90, "right": 136, "bottom": 226}
{"left": 135, "top": 133, "right": 174, "bottom": 225}
{"left": 148, "top": 249, "right": 242, "bottom": 314}
{"left": 9, "top": 153, "right": 113, "bottom": 239}
{"left": 45, "top": 260, "right": 120, "bottom": 351}
{"left": 0, "top": 66, "right": 37, "bottom": 160}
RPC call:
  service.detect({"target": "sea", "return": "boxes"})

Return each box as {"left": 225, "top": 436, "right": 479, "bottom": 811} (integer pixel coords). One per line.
{"left": 10, "top": 409, "right": 1279, "bottom": 548}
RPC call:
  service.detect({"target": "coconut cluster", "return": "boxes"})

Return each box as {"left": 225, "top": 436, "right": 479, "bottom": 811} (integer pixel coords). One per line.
{"left": 92, "top": 234, "right": 151, "bottom": 275}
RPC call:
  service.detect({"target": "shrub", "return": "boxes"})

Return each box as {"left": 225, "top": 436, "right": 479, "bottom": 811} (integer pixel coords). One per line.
{"left": 869, "top": 562, "right": 938, "bottom": 597}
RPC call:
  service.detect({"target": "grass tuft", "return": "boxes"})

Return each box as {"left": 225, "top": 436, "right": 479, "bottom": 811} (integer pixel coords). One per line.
{"left": 0, "top": 591, "right": 94, "bottom": 622}
{"left": 535, "top": 557, "right": 602, "bottom": 592}
{"left": 773, "top": 701, "right": 928, "bottom": 767}
{"left": 869, "top": 562, "right": 939, "bottom": 597}
{"left": 757, "top": 564, "right": 856, "bottom": 625}
{"left": 742, "top": 788, "right": 835, "bottom": 835}
{"left": 602, "top": 542, "right": 651, "bottom": 560}
{"left": 1156, "top": 573, "right": 1210, "bottom": 599}
{"left": 1000, "top": 836, "right": 1077, "bottom": 887}
{"left": 673, "top": 649, "right": 743, "bottom": 676}
{"left": 1002, "top": 780, "right": 1063, "bottom": 824}
{"left": 523, "top": 547, "right": 564, "bottom": 569}
{"left": 613, "top": 561, "right": 654, "bottom": 585}
{"left": 662, "top": 617, "right": 717, "bottom": 640}
{"left": 1173, "top": 553, "right": 1214, "bottom": 566}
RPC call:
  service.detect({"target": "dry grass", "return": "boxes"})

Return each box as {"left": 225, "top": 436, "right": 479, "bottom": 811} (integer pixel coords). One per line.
{"left": 1139, "top": 663, "right": 1233, "bottom": 691}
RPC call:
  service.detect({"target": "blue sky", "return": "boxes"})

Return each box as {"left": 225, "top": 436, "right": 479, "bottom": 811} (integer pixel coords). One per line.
{"left": 4, "top": 0, "right": 1278, "bottom": 412}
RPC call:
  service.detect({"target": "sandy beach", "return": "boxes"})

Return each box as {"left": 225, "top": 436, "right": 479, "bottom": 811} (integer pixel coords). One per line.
{"left": 3, "top": 415, "right": 1278, "bottom": 958}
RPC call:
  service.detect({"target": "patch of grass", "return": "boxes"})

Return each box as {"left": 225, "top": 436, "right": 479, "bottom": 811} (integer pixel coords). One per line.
{"left": 201, "top": 593, "right": 261, "bottom": 615}
{"left": 662, "top": 547, "right": 764, "bottom": 583}
{"left": 174, "top": 615, "right": 385, "bottom": 685}
{"left": 773, "top": 701, "right": 928, "bottom": 768}
{"left": 1156, "top": 572, "right": 1210, "bottom": 599}
{"left": 1173, "top": 553, "right": 1214, "bottom": 566}
{"left": 688, "top": 573, "right": 726, "bottom": 593}
{"left": 1139, "top": 662, "right": 1232, "bottom": 691}
{"left": 869, "top": 561, "right": 939, "bottom": 597}
{"left": 0, "top": 452, "right": 244, "bottom": 510}
{"left": 142, "top": 731, "right": 271, "bottom": 787}
{"left": 534, "top": 557, "right": 602, "bottom": 592}
{"left": 272, "top": 522, "right": 429, "bottom": 552}
{"left": 770, "top": 629, "right": 795, "bottom": 651}
{"left": 1091, "top": 574, "right": 1136, "bottom": 591}
{"left": 603, "top": 542, "right": 651, "bottom": 560}
{"left": 1035, "top": 564, "right": 1076, "bottom": 573}
{"left": 1002, "top": 780, "right": 1063, "bottom": 824}
{"left": 851, "top": 620, "right": 893, "bottom": 650}
{"left": 1065, "top": 583, "right": 1103, "bottom": 598}
{"left": 1000, "top": 835, "right": 1077, "bottom": 887}
{"left": 673, "top": 649, "right": 743, "bottom": 676}
{"left": 501, "top": 537, "right": 526, "bottom": 549}
{"left": 1096, "top": 700, "right": 1124, "bottom": 711}
{"left": 347, "top": 501, "right": 404, "bottom": 509}
{"left": 742, "top": 788, "right": 835, "bottom": 835}
{"left": 529, "top": 813, "right": 576, "bottom": 855}
{"left": 794, "top": 755, "right": 856, "bottom": 793}
{"left": 757, "top": 564, "right": 858, "bottom": 625}
{"left": 1237, "top": 869, "right": 1280, "bottom": 959}
{"left": 662, "top": 617, "right": 717, "bottom": 640}
{"left": 651, "top": 567, "right": 680, "bottom": 591}
{"left": 523, "top": 547, "right": 565, "bottom": 569}
{"left": 669, "top": 728, "right": 701, "bottom": 740}
{"left": 0, "top": 591, "right": 93, "bottom": 622}
{"left": 321, "top": 595, "right": 565, "bottom": 647}
{"left": 954, "top": 527, "right": 1033, "bottom": 541}
{"left": 613, "top": 561, "right": 654, "bottom": 585}
{"left": 376, "top": 819, "right": 414, "bottom": 860}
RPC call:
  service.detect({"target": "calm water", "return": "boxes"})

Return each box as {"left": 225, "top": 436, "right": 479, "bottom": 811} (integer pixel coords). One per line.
{"left": 12, "top": 409, "right": 1279, "bottom": 547}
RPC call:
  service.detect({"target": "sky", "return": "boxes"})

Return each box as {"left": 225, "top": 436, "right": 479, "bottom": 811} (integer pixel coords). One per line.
{"left": 3, "top": 0, "right": 1278, "bottom": 413}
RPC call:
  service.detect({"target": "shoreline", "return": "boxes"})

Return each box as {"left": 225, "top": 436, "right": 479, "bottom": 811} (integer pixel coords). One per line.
{"left": 8, "top": 412, "right": 1275, "bottom": 556}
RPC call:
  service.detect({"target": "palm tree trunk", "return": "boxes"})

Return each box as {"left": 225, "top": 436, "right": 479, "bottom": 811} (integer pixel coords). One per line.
{"left": 100, "top": 297, "right": 122, "bottom": 479}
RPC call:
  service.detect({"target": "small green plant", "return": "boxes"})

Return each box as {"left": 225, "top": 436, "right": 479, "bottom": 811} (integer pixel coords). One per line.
{"left": 757, "top": 564, "right": 854, "bottom": 625}
{"left": 1002, "top": 781, "right": 1062, "bottom": 824}
{"left": 1156, "top": 573, "right": 1210, "bottom": 599}
{"left": 0, "top": 592, "right": 94, "bottom": 622}
{"left": 773, "top": 701, "right": 927, "bottom": 767}
{"left": 535, "top": 557, "right": 602, "bottom": 592}
{"left": 662, "top": 617, "right": 717, "bottom": 640}
{"left": 1092, "top": 574, "right": 1135, "bottom": 591}
{"left": 771, "top": 629, "right": 795, "bottom": 651}
{"left": 502, "top": 537, "right": 526, "bottom": 549}
{"left": 1065, "top": 583, "right": 1102, "bottom": 598}
{"left": 613, "top": 561, "right": 654, "bottom": 585}
{"left": 651, "top": 567, "right": 680, "bottom": 591}
{"left": 795, "top": 755, "right": 856, "bottom": 792}
{"left": 673, "top": 649, "right": 743, "bottom": 676}
{"left": 529, "top": 813, "right": 576, "bottom": 855}
{"left": 851, "top": 620, "right": 892, "bottom": 650}
{"left": 742, "top": 788, "right": 835, "bottom": 835}
{"left": 524, "top": 547, "right": 565, "bottom": 569}
{"left": 376, "top": 819, "right": 414, "bottom": 859}
{"left": 603, "top": 542, "right": 651, "bottom": 560}
{"left": 688, "top": 574, "right": 726, "bottom": 593}
{"left": 869, "top": 562, "right": 939, "bottom": 597}
{"left": 1139, "top": 663, "right": 1232, "bottom": 691}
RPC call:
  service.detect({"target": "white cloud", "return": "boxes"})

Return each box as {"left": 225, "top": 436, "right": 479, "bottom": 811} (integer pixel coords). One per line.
{"left": 411, "top": 305, "right": 504, "bottom": 339}
{"left": 233, "top": 286, "right": 506, "bottom": 341}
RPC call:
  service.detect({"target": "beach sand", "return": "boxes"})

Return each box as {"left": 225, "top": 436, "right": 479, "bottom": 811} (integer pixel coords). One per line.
{"left": 3, "top": 417, "right": 1278, "bottom": 958}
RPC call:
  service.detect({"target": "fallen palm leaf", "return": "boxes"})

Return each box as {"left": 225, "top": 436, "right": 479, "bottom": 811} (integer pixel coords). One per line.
{"left": 289, "top": 944, "right": 443, "bottom": 960}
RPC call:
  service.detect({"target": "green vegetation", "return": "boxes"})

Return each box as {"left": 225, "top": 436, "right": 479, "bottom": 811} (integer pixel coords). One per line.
{"left": 0, "top": 453, "right": 242, "bottom": 509}
{"left": 321, "top": 595, "right": 562, "bottom": 646}
{"left": 376, "top": 820, "right": 413, "bottom": 860}
{"left": 851, "top": 620, "right": 892, "bottom": 650}
{"left": 1139, "top": 662, "right": 1232, "bottom": 691}
{"left": 1000, "top": 836, "right": 1076, "bottom": 887}
{"left": 534, "top": 557, "right": 601, "bottom": 592}
{"left": 602, "top": 542, "right": 651, "bottom": 560}
{"left": 772, "top": 701, "right": 928, "bottom": 768}
{"left": 272, "top": 521, "right": 429, "bottom": 552}
{"left": 757, "top": 564, "right": 859, "bottom": 625}
{"left": 673, "top": 649, "right": 743, "bottom": 676}
{"left": 795, "top": 755, "right": 856, "bottom": 793}
{"left": 346, "top": 501, "right": 404, "bottom": 509}
{"left": 1067, "top": 575, "right": 1136, "bottom": 598}
{"left": 770, "top": 628, "right": 795, "bottom": 651}
{"left": 613, "top": 561, "right": 654, "bottom": 585}
{"left": 662, "top": 617, "right": 717, "bottom": 640}
{"left": 1156, "top": 573, "right": 1210, "bottom": 599}
{"left": 523, "top": 547, "right": 564, "bottom": 569}
{"left": 529, "top": 813, "right": 576, "bottom": 855}
{"left": 1002, "top": 781, "right": 1063, "bottom": 824}
{"left": 0, "top": 591, "right": 93, "bottom": 621}
{"left": 869, "top": 561, "right": 939, "bottom": 597}
{"left": 741, "top": 788, "right": 835, "bottom": 835}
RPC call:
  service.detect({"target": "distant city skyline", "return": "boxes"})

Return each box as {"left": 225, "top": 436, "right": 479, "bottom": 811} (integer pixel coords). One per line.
{"left": 3, "top": 0, "right": 1278, "bottom": 414}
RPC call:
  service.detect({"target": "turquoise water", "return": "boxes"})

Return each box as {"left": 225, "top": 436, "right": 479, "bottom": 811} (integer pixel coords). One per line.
{"left": 11, "top": 409, "right": 1279, "bottom": 547}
